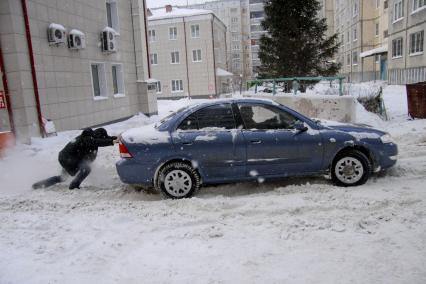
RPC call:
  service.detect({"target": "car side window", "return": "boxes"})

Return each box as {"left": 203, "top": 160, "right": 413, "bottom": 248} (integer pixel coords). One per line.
{"left": 238, "top": 104, "right": 299, "bottom": 130}
{"left": 178, "top": 114, "right": 198, "bottom": 130}
{"left": 196, "top": 104, "right": 236, "bottom": 130}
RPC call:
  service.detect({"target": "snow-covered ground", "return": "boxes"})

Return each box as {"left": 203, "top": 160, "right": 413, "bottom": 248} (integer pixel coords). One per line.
{"left": 1, "top": 85, "right": 426, "bottom": 283}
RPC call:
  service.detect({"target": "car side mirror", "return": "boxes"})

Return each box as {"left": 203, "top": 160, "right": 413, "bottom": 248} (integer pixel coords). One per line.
{"left": 293, "top": 121, "right": 308, "bottom": 133}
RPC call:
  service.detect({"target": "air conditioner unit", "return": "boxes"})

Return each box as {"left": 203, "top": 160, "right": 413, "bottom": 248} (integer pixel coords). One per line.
{"left": 68, "top": 29, "right": 86, "bottom": 49}
{"left": 47, "top": 23, "right": 66, "bottom": 45}
{"left": 101, "top": 27, "right": 118, "bottom": 53}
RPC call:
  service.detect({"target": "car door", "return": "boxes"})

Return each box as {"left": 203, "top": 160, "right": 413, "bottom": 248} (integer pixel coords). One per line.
{"left": 171, "top": 103, "right": 246, "bottom": 182}
{"left": 237, "top": 103, "right": 323, "bottom": 177}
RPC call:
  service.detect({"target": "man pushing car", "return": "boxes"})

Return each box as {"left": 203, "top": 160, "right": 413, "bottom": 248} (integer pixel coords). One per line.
{"left": 32, "top": 128, "right": 118, "bottom": 190}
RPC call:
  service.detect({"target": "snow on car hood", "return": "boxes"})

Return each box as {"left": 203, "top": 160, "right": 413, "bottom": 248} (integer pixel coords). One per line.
{"left": 121, "top": 123, "right": 170, "bottom": 144}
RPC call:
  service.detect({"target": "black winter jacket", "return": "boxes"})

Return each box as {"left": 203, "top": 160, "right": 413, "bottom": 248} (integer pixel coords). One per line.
{"left": 58, "top": 129, "right": 115, "bottom": 176}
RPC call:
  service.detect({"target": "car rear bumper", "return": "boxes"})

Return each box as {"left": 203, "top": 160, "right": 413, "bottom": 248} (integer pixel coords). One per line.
{"left": 116, "top": 159, "right": 154, "bottom": 186}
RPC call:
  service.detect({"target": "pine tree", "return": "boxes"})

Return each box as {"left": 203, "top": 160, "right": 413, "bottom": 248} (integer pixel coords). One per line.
{"left": 257, "top": 0, "right": 340, "bottom": 78}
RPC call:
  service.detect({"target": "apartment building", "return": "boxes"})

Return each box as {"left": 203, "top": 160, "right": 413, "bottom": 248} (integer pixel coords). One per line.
{"left": 147, "top": 6, "right": 229, "bottom": 98}
{"left": 319, "top": 0, "right": 335, "bottom": 39}
{"left": 249, "top": 0, "right": 267, "bottom": 77}
{"left": 387, "top": 0, "right": 426, "bottom": 84}
{"left": 187, "top": 0, "right": 253, "bottom": 88}
{"left": 333, "top": 0, "right": 389, "bottom": 82}
{"left": 0, "top": 0, "right": 157, "bottom": 142}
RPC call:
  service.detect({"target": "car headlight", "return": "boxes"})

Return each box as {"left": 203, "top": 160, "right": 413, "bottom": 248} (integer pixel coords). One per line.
{"left": 380, "top": 133, "right": 394, "bottom": 144}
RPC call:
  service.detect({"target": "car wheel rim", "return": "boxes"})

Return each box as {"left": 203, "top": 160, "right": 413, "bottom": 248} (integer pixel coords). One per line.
{"left": 164, "top": 170, "right": 192, "bottom": 197}
{"left": 335, "top": 157, "right": 364, "bottom": 184}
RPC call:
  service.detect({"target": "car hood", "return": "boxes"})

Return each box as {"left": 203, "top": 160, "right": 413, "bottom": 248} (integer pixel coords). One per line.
{"left": 317, "top": 119, "right": 386, "bottom": 138}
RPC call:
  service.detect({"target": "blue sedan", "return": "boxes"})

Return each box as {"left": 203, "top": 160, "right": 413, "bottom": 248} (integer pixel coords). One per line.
{"left": 116, "top": 99, "right": 398, "bottom": 199}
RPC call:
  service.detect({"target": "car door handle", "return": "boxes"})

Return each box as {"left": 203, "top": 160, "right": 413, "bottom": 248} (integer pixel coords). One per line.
{"left": 182, "top": 142, "right": 193, "bottom": 146}
{"left": 250, "top": 140, "right": 262, "bottom": 144}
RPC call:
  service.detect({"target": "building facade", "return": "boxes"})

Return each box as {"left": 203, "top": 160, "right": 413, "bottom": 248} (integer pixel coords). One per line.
{"left": 249, "top": 0, "right": 267, "bottom": 77}
{"left": 187, "top": 0, "right": 253, "bottom": 88}
{"left": 333, "top": 0, "right": 390, "bottom": 82}
{"left": 387, "top": 0, "right": 426, "bottom": 84}
{"left": 319, "top": 0, "right": 335, "bottom": 39}
{"left": 0, "top": 0, "right": 157, "bottom": 142}
{"left": 147, "top": 6, "right": 229, "bottom": 98}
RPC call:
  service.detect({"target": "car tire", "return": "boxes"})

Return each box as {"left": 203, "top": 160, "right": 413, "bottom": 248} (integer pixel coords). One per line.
{"left": 331, "top": 150, "right": 372, "bottom": 187}
{"left": 156, "top": 162, "right": 201, "bottom": 199}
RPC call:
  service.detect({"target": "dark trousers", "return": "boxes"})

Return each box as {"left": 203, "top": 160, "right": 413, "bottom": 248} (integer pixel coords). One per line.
{"left": 32, "top": 161, "right": 91, "bottom": 189}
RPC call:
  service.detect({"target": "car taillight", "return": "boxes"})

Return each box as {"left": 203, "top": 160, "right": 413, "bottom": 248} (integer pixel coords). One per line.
{"left": 119, "top": 142, "right": 133, "bottom": 158}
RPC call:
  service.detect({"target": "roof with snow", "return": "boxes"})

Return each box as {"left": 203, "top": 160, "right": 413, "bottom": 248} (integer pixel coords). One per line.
{"left": 216, "top": 68, "right": 233, "bottom": 77}
{"left": 148, "top": 6, "right": 214, "bottom": 21}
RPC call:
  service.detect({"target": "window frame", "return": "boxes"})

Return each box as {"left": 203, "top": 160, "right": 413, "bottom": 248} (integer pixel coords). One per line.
{"left": 352, "top": 51, "right": 358, "bottom": 65}
{"left": 392, "top": 37, "right": 404, "bottom": 58}
{"left": 106, "top": 0, "right": 120, "bottom": 33}
{"left": 192, "top": 49, "right": 202, "bottom": 62}
{"left": 155, "top": 81, "right": 162, "bottom": 94}
{"left": 111, "top": 63, "right": 125, "bottom": 97}
{"left": 169, "top": 26, "right": 177, "bottom": 40}
{"left": 148, "top": 29, "right": 156, "bottom": 42}
{"left": 237, "top": 103, "right": 300, "bottom": 131}
{"left": 412, "top": 0, "right": 426, "bottom": 14}
{"left": 177, "top": 103, "right": 237, "bottom": 131}
{"left": 392, "top": 0, "right": 404, "bottom": 23}
{"left": 90, "top": 62, "right": 108, "bottom": 99}
{"left": 191, "top": 24, "right": 200, "bottom": 38}
{"left": 409, "top": 30, "right": 424, "bottom": 55}
{"left": 150, "top": 53, "right": 158, "bottom": 65}
{"left": 171, "top": 79, "right": 184, "bottom": 93}
{"left": 171, "top": 51, "right": 180, "bottom": 64}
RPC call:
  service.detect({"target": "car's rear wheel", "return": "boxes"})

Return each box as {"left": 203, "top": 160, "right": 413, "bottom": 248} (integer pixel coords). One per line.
{"left": 331, "top": 150, "right": 371, "bottom": 186}
{"left": 156, "top": 162, "right": 201, "bottom": 199}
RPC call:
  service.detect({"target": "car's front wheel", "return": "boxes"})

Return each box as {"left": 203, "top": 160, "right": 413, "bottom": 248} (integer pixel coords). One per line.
{"left": 156, "top": 162, "right": 201, "bottom": 199}
{"left": 331, "top": 150, "right": 371, "bottom": 186}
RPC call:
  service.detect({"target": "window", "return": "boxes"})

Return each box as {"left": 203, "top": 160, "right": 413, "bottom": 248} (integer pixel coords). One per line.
{"left": 171, "top": 51, "right": 180, "bottom": 64}
{"left": 171, "top": 80, "right": 183, "bottom": 92}
{"left": 106, "top": 0, "right": 119, "bottom": 32}
{"left": 197, "top": 104, "right": 236, "bottom": 130}
{"left": 178, "top": 114, "right": 198, "bottom": 130}
{"left": 413, "top": 0, "right": 426, "bottom": 12}
{"left": 192, "top": 49, "right": 202, "bottom": 62}
{"left": 232, "top": 33, "right": 239, "bottom": 41}
{"left": 341, "top": 34, "right": 344, "bottom": 44}
{"left": 393, "top": 0, "right": 404, "bottom": 22}
{"left": 191, "top": 25, "right": 200, "bottom": 38}
{"left": 409, "top": 31, "right": 424, "bottom": 54}
{"left": 353, "top": 27, "right": 357, "bottom": 41}
{"left": 376, "top": 0, "right": 380, "bottom": 8}
{"left": 237, "top": 104, "right": 298, "bottom": 130}
{"left": 250, "top": 11, "right": 264, "bottom": 18}
{"left": 352, "top": 51, "right": 358, "bottom": 65}
{"left": 169, "top": 27, "right": 177, "bottom": 40}
{"left": 392, "top": 37, "right": 403, "bottom": 57}
{"left": 155, "top": 81, "right": 162, "bottom": 94}
{"left": 91, "top": 63, "right": 107, "bottom": 98}
{"left": 384, "top": 0, "right": 389, "bottom": 8}
{"left": 231, "top": 17, "right": 238, "bottom": 23}
{"left": 353, "top": 0, "right": 359, "bottom": 16}
{"left": 232, "top": 44, "right": 240, "bottom": 50}
{"left": 375, "top": 23, "right": 379, "bottom": 36}
{"left": 384, "top": 29, "right": 389, "bottom": 38}
{"left": 112, "top": 64, "right": 124, "bottom": 95}
{"left": 148, "top": 29, "right": 156, "bottom": 42}
{"left": 150, "top": 53, "right": 158, "bottom": 65}
{"left": 347, "top": 54, "right": 351, "bottom": 65}
{"left": 375, "top": 54, "right": 380, "bottom": 63}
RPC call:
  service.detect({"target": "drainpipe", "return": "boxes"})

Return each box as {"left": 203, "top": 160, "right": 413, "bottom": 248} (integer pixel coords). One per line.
{"left": 21, "top": 0, "right": 45, "bottom": 137}
{"left": 142, "top": 0, "right": 151, "bottom": 78}
{"left": 183, "top": 17, "right": 191, "bottom": 99}
{"left": 0, "top": 41, "right": 15, "bottom": 135}
{"left": 211, "top": 17, "right": 217, "bottom": 96}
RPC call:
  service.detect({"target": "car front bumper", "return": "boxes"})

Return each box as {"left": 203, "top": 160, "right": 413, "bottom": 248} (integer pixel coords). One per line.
{"left": 376, "top": 142, "right": 398, "bottom": 170}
